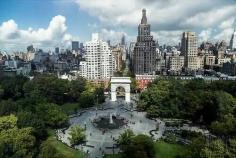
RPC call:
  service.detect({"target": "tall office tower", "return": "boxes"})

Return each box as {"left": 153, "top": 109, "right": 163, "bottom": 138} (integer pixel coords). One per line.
{"left": 81, "top": 33, "right": 114, "bottom": 80}
{"left": 121, "top": 34, "right": 126, "bottom": 46}
{"left": 72, "top": 41, "right": 79, "bottom": 51}
{"left": 230, "top": 29, "right": 235, "bottom": 51}
{"left": 55, "top": 47, "right": 59, "bottom": 54}
{"left": 181, "top": 32, "right": 200, "bottom": 70}
{"left": 132, "top": 9, "right": 157, "bottom": 75}
{"left": 80, "top": 43, "right": 84, "bottom": 49}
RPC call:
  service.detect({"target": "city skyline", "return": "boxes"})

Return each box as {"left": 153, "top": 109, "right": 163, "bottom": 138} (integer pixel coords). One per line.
{"left": 0, "top": 0, "right": 236, "bottom": 51}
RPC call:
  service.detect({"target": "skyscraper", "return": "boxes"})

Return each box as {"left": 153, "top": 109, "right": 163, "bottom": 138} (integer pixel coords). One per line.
{"left": 121, "top": 34, "right": 126, "bottom": 46}
{"left": 72, "top": 41, "right": 79, "bottom": 51}
{"left": 181, "top": 32, "right": 201, "bottom": 70}
{"left": 55, "top": 47, "right": 59, "bottom": 54}
{"left": 132, "top": 9, "right": 157, "bottom": 75}
{"left": 80, "top": 33, "right": 114, "bottom": 80}
{"left": 230, "top": 29, "right": 235, "bottom": 51}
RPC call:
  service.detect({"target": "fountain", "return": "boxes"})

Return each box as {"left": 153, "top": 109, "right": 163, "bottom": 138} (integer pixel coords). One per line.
{"left": 109, "top": 113, "right": 114, "bottom": 124}
{"left": 93, "top": 113, "right": 126, "bottom": 130}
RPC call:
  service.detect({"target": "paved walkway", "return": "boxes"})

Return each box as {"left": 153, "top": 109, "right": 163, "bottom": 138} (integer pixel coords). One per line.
{"left": 57, "top": 97, "right": 164, "bottom": 158}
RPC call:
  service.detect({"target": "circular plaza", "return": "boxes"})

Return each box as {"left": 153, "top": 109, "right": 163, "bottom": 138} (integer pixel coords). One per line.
{"left": 57, "top": 96, "right": 165, "bottom": 158}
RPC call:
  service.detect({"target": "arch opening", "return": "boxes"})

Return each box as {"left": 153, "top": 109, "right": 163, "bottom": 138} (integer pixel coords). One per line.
{"left": 116, "top": 86, "right": 126, "bottom": 100}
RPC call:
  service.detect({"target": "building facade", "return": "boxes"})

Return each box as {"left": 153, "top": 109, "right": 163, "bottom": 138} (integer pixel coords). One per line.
{"left": 112, "top": 47, "right": 124, "bottom": 72}
{"left": 181, "top": 32, "right": 200, "bottom": 70}
{"left": 80, "top": 33, "right": 114, "bottom": 80}
{"left": 132, "top": 9, "right": 157, "bottom": 75}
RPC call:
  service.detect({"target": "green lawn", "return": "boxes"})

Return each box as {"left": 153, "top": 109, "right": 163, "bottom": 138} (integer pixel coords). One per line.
{"left": 155, "top": 141, "right": 189, "bottom": 158}
{"left": 105, "top": 141, "right": 189, "bottom": 158}
{"left": 47, "top": 130, "right": 85, "bottom": 158}
{"left": 61, "top": 103, "right": 80, "bottom": 115}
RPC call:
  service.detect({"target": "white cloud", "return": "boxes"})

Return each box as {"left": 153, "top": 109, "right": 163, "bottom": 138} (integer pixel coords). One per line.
{"left": 214, "top": 28, "right": 234, "bottom": 42}
{"left": 75, "top": 0, "right": 236, "bottom": 30}
{"left": 151, "top": 31, "right": 182, "bottom": 45}
{"left": 199, "top": 29, "right": 212, "bottom": 42}
{"left": 75, "top": 0, "right": 236, "bottom": 45}
{"left": 0, "top": 15, "right": 72, "bottom": 51}
{"left": 100, "top": 28, "right": 128, "bottom": 44}
{"left": 219, "top": 17, "right": 235, "bottom": 30}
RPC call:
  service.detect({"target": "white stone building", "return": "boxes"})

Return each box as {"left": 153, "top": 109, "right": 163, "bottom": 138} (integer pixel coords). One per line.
{"left": 80, "top": 33, "right": 114, "bottom": 80}
{"left": 168, "top": 56, "right": 184, "bottom": 71}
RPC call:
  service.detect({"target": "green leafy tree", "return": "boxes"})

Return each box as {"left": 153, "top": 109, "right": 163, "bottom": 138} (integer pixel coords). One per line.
{"left": 36, "top": 103, "right": 68, "bottom": 128}
{"left": 122, "top": 134, "right": 155, "bottom": 158}
{"left": 17, "top": 112, "right": 47, "bottom": 139}
{"left": 68, "top": 125, "right": 86, "bottom": 146}
{"left": 0, "top": 127, "right": 36, "bottom": 158}
{"left": 0, "top": 85, "right": 4, "bottom": 99}
{"left": 79, "top": 91, "right": 94, "bottom": 108}
{"left": 200, "top": 139, "right": 226, "bottom": 158}
{"left": 0, "top": 115, "right": 36, "bottom": 158}
{"left": 0, "top": 99, "right": 17, "bottom": 116}
{"left": 228, "top": 138, "right": 236, "bottom": 157}
{"left": 117, "top": 129, "right": 135, "bottom": 147}
{"left": 146, "top": 105, "right": 159, "bottom": 118}
{"left": 0, "top": 114, "right": 17, "bottom": 131}
{"left": 38, "top": 140, "right": 63, "bottom": 158}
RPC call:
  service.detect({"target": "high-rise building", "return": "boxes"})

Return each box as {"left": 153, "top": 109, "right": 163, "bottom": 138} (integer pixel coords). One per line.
{"left": 80, "top": 33, "right": 114, "bottom": 80}
{"left": 112, "top": 46, "right": 124, "bottom": 72}
{"left": 72, "top": 41, "right": 79, "bottom": 51}
{"left": 229, "top": 29, "right": 236, "bottom": 51}
{"left": 55, "top": 47, "right": 59, "bottom": 54}
{"left": 132, "top": 9, "right": 157, "bottom": 75}
{"left": 181, "top": 32, "right": 200, "bottom": 70}
{"left": 121, "top": 34, "right": 126, "bottom": 46}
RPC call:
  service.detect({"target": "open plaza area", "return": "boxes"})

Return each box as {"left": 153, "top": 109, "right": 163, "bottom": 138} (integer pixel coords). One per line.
{"left": 57, "top": 97, "right": 165, "bottom": 158}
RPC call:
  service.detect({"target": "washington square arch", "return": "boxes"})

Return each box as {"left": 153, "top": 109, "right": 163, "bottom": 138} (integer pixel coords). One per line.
{"left": 110, "top": 77, "right": 131, "bottom": 102}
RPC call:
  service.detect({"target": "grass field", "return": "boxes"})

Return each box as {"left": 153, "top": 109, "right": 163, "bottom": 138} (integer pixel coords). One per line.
{"left": 61, "top": 103, "right": 80, "bottom": 115}
{"left": 47, "top": 130, "right": 85, "bottom": 158}
{"left": 105, "top": 141, "right": 189, "bottom": 158}
{"left": 154, "top": 141, "right": 189, "bottom": 158}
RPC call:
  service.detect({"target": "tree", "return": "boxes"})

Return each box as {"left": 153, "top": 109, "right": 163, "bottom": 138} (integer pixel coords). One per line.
{"left": 0, "top": 99, "right": 17, "bottom": 116}
{"left": 0, "top": 127, "right": 36, "bottom": 158}
{"left": 200, "top": 139, "right": 226, "bottom": 158}
{"left": 117, "top": 129, "right": 135, "bottom": 147}
{"left": 146, "top": 105, "right": 159, "bottom": 118}
{"left": 79, "top": 91, "right": 94, "bottom": 108}
{"left": 211, "top": 114, "right": 236, "bottom": 136}
{"left": 228, "top": 138, "right": 236, "bottom": 157}
{"left": 189, "top": 136, "right": 206, "bottom": 158}
{"left": 94, "top": 87, "right": 105, "bottom": 104}
{"left": 0, "top": 85, "right": 4, "bottom": 99}
{"left": 17, "top": 112, "right": 47, "bottom": 139}
{"left": 130, "top": 78, "right": 138, "bottom": 92}
{"left": 0, "top": 114, "right": 17, "bottom": 131}
{"left": 122, "top": 134, "right": 155, "bottom": 158}
{"left": 0, "top": 76, "right": 28, "bottom": 100}
{"left": 68, "top": 77, "right": 86, "bottom": 101}
{"left": 0, "top": 115, "right": 36, "bottom": 158}
{"left": 38, "top": 140, "right": 63, "bottom": 158}
{"left": 36, "top": 103, "right": 68, "bottom": 128}
{"left": 68, "top": 125, "right": 86, "bottom": 146}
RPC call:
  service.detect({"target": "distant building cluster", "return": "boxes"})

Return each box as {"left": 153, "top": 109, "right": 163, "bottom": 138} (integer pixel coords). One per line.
{"left": 0, "top": 9, "right": 236, "bottom": 88}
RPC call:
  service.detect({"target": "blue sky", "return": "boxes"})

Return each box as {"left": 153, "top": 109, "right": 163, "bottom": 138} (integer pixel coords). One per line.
{"left": 0, "top": 0, "right": 236, "bottom": 51}
{"left": 0, "top": 0, "right": 97, "bottom": 41}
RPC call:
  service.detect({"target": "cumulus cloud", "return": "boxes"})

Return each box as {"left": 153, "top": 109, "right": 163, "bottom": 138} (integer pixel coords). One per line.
{"left": 151, "top": 31, "right": 182, "bottom": 46}
{"left": 100, "top": 28, "right": 129, "bottom": 45}
{"left": 0, "top": 15, "right": 72, "bottom": 51}
{"left": 75, "top": 0, "right": 236, "bottom": 29}
{"left": 75, "top": 0, "right": 236, "bottom": 45}
{"left": 198, "top": 29, "right": 212, "bottom": 42}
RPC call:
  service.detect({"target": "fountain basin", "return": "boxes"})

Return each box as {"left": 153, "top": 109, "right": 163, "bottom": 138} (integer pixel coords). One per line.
{"left": 93, "top": 115, "right": 127, "bottom": 130}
